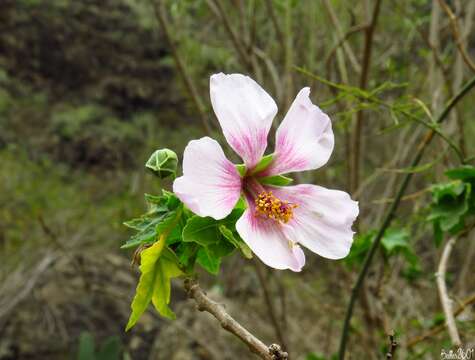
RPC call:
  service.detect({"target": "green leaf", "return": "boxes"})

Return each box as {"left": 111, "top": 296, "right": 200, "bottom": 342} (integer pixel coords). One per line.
{"left": 445, "top": 165, "right": 475, "bottom": 182}
{"left": 151, "top": 249, "right": 183, "bottom": 319}
{"left": 77, "top": 332, "right": 95, "bottom": 360}
{"left": 121, "top": 212, "right": 174, "bottom": 249}
{"left": 125, "top": 240, "right": 183, "bottom": 330}
{"left": 259, "top": 174, "right": 293, "bottom": 186}
{"left": 175, "top": 242, "right": 199, "bottom": 268}
{"left": 126, "top": 240, "right": 165, "bottom": 330}
{"left": 235, "top": 164, "right": 246, "bottom": 177}
{"left": 219, "top": 225, "right": 252, "bottom": 258}
{"left": 347, "top": 228, "right": 419, "bottom": 272}
{"left": 196, "top": 247, "right": 221, "bottom": 274}
{"left": 156, "top": 210, "right": 180, "bottom": 234}
{"left": 380, "top": 228, "right": 419, "bottom": 269}
{"left": 145, "top": 148, "right": 178, "bottom": 179}
{"left": 122, "top": 201, "right": 183, "bottom": 249}
{"left": 433, "top": 221, "right": 443, "bottom": 247}
{"left": 345, "top": 232, "right": 374, "bottom": 265}
{"left": 144, "top": 193, "right": 168, "bottom": 213}
{"left": 208, "top": 240, "right": 235, "bottom": 258}
{"left": 166, "top": 215, "right": 186, "bottom": 246}
{"left": 234, "top": 196, "right": 246, "bottom": 210}
{"left": 181, "top": 212, "right": 244, "bottom": 274}
{"left": 97, "top": 336, "right": 121, "bottom": 360}
{"left": 121, "top": 224, "right": 157, "bottom": 249}
{"left": 250, "top": 153, "right": 274, "bottom": 174}
{"left": 182, "top": 216, "right": 221, "bottom": 246}
{"left": 381, "top": 228, "right": 410, "bottom": 254}
{"left": 162, "top": 190, "right": 181, "bottom": 210}
{"left": 428, "top": 183, "right": 470, "bottom": 233}
{"left": 144, "top": 193, "right": 164, "bottom": 205}
{"left": 431, "top": 181, "right": 465, "bottom": 203}
{"left": 123, "top": 217, "right": 156, "bottom": 231}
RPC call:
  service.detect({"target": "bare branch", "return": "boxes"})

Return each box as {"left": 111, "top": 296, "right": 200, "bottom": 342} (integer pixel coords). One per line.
{"left": 322, "top": 0, "right": 361, "bottom": 73}
{"left": 386, "top": 333, "right": 398, "bottom": 359}
{"left": 350, "top": 0, "right": 383, "bottom": 196}
{"left": 0, "top": 253, "right": 57, "bottom": 322}
{"left": 325, "top": 24, "right": 369, "bottom": 70}
{"left": 206, "top": 0, "right": 253, "bottom": 71}
{"left": 437, "top": 0, "right": 475, "bottom": 73}
{"left": 184, "top": 279, "right": 288, "bottom": 360}
{"left": 252, "top": 260, "right": 289, "bottom": 352}
{"left": 338, "top": 76, "right": 475, "bottom": 360}
{"left": 264, "top": 0, "right": 284, "bottom": 47}
{"left": 407, "top": 293, "right": 475, "bottom": 347}
{"left": 151, "top": 0, "right": 212, "bottom": 134}
{"left": 436, "top": 237, "right": 462, "bottom": 346}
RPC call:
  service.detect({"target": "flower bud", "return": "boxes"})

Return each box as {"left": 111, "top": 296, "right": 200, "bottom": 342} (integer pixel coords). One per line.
{"left": 145, "top": 148, "right": 178, "bottom": 179}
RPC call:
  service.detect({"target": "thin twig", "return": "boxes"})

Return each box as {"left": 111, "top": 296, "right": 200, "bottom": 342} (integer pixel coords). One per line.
{"left": 338, "top": 75, "right": 475, "bottom": 360}
{"left": 394, "top": 1, "right": 451, "bottom": 86}
{"left": 437, "top": 0, "right": 475, "bottom": 73}
{"left": 0, "top": 253, "right": 57, "bottom": 321}
{"left": 206, "top": 0, "right": 253, "bottom": 71}
{"left": 386, "top": 333, "right": 398, "bottom": 359}
{"left": 151, "top": 0, "right": 212, "bottom": 134}
{"left": 325, "top": 24, "right": 369, "bottom": 70}
{"left": 372, "top": 186, "right": 431, "bottom": 204}
{"left": 264, "top": 0, "right": 284, "bottom": 47}
{"left": 184, "top": 279, "right": 288, "bottom": 360}
{"left": 436, "top": 237, "right": 462, "bottom": 346}
{"left": 322, "top": 0, "right": 361, "bottom": 73}
{"left": 350, "top": 0, "right": 382, "bottom": 196}
{"left": 406, "top": 293, "right": 475, "bottom": 347}
{"left": 253, "top": 259, "right": 289, "bottom": 352}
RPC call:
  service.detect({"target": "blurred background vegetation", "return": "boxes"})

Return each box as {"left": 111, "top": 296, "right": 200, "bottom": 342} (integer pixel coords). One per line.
{"left": 0, "top": 0, "right": 474, "bottom": 359}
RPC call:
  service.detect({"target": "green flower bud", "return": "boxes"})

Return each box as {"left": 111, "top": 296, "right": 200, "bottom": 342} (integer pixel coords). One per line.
{"left": 145, "top": 148, "right": 178, "bottom": 179}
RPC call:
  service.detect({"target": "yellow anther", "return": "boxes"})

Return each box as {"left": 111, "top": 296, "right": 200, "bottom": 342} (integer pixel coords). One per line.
{"left": 254, "top": 191, "right": 298, "bottom": 224}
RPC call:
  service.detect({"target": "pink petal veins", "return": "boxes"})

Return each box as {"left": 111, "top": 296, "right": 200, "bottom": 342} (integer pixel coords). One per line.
{"left": 262, "top": 87, "right": 334, "bottom": 176}
{"left": 173, "top": 137, "right": 242, "bottom": 220}
{"left": 210, "top": 73, "right": 277, "bottom": 169}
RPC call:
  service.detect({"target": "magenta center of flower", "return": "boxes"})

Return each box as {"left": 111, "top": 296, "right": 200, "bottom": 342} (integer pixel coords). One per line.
{"left": 254, "top": 191, "right": 298, "bottom": 223}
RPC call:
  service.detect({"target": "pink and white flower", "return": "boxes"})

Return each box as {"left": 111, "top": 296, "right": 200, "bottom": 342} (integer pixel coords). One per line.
{"left": 173, "top": 73, "right": 359, "bottom": 272}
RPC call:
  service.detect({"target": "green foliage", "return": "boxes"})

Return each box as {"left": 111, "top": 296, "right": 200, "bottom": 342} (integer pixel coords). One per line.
{"left": 180, "top": 209, "right": 245, "bottom": 274}
{"left": 219, "top": 224, "right": 253, "bottom": 259}
{"left": 346, "top": 227, "right": 420, "bottom": 278}
{"left": 126, "top": 243, "right": 183, "bottom": 330}
{"left": 77, "top": 332, "right": 95, "bottom": 360}
{"left": 122, "top": 190, "right": 182, "bottom": 249}
{"left": 77, "top": 332, "right": 121, "bottom": 360}
{"left": 428, "top": 165, "right": 475, "bottom": 246}
{"left": 123, "top": 151, "right": 252, "bottom": 328}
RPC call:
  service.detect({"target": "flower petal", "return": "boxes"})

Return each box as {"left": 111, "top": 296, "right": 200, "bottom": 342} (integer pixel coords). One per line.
{"left": 272, "top": 184, "right": 358, "bottom": 259}
{"left": 262, "top": 88, "right": 334, "bottom": 176}
{"left": 236, "top": 208, "right": 305, "bottom": 271}
{"left": 173, "top": 137, "right": 242, "bottom": 220}
{"left": 210, "top": 73, "right": 277, "bottom": 169}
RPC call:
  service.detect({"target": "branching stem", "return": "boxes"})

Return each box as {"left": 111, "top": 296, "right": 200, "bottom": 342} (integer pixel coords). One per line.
{"left": 184, "top": 279, "right": 288, "bottom": 360}
{"left": 338, "top": 75, "right": 475, "bottom": 360}
{"left": 436, "top": 237, "right": 461, "bottom": 346}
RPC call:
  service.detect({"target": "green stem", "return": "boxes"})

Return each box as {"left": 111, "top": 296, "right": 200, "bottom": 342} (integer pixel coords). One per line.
{"left": 338, "top": 75, "right": 475, "bottom": 360}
